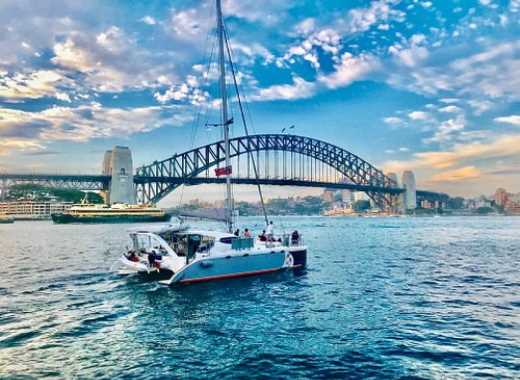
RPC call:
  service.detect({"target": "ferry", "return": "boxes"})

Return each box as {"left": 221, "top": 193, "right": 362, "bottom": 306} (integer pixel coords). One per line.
{"left": 0, "top": 214, "right": 14, "bottom": 224}
{"left": 51, "top": 203, "right": 170, "bottom": 224}
{"left": 119, "top": 223, "right": 307, "bottom": 285}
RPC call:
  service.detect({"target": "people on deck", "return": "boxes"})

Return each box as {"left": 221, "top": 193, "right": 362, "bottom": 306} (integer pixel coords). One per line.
{"left": 243, "top": 228, "right": 252, "bottom": 237}
{"left": 258, "top": 230, "right": 267, "bottom": 242}
{"left": 234, "top": 229, "right": 240, "bottom": 236}
{"left": 266, "top": 221, "right": 274, "bottom": 241}
{"left": 291, "top": 230, "right": 300, "bottom": 245}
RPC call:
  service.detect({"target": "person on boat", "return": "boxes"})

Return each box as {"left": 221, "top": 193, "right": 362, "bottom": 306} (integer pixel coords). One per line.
{"left": 266, "top": 221, "right": 274, "bottom": 241}
{"left": 258, "top": 230, "right": 267, "bottom": 242}
{"left": 127, "top": 251, "right": 139, "bottom": 262}
{"left": 291, "top": 230, "right": 300, "bottom": 245}
{"left": 234, "top": 228, "right": 240, "bottom": 237}
{"left": 243, "top": 228, "right": 251, "bottom": 238}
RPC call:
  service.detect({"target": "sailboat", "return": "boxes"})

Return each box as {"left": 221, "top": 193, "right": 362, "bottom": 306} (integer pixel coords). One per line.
{"left": 118, "top": 0, "right": 307, "bottom": 285}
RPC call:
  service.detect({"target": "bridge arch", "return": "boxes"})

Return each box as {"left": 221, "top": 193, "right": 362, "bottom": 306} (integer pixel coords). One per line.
{"left": 135, "top": 134, "right": 399, "bottom": 208}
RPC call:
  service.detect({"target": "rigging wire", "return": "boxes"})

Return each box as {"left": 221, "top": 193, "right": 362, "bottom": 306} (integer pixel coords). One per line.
{"left": 223, "top": 23, "right": 269, "bottom": 226}
{"left": 179, "top": 11, "right": 217, "bottom": 208}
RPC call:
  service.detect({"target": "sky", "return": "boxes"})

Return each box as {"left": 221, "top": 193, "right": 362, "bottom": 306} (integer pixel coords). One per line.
{"left": 0, "top": 0, "right": 519, "bottom": 204}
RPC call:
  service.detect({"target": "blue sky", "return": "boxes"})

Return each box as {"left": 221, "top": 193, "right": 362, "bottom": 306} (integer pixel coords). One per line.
{"left": 0, "top": 0, "right": 519, "bottom": 202}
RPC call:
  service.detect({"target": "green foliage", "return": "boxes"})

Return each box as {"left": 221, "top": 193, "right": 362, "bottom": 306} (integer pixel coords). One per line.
{"left": 475, "top": 206, "right": 494, "bottom": 215}
{"left": 447, "top": 197, "right": 465, "bottom": 209}
{"left": 8, "top": 184, "right": 103, "bottom": 204}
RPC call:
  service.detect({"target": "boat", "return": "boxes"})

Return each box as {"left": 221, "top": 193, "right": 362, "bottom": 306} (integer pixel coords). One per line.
{"left": 51, "top": 203, "right": 170, "bottom": 224}
{"left": 118, "top": 0, "right": 307, "bottom": 285}
{"left": 0, "top": 214, "right": 14, "bottom": 224}
{"left": 119, "top": 223, "right": 307, "bottom": 285}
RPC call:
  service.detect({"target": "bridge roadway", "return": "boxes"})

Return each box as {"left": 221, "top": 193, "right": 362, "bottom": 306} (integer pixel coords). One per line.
{"left": 0, "top": 173, "right": 448, "bottom": 200}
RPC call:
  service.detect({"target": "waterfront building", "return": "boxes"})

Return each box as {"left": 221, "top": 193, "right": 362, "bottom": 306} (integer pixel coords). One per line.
{"left": 494, "top": 188, "right": 509, "bottom": 208}
{"left": 505, "top": 193, "right": 520, "bottom": 215}
{"left": 0, "top": 201, "right": 73, "bottom": 219}
{"left": 322, "top": 189, "right": 335, "bottom": 203}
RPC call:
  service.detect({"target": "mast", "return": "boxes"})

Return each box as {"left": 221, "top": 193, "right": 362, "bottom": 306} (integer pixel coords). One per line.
{"left": 216, "top": 0, "right": 233, "bottom": 233}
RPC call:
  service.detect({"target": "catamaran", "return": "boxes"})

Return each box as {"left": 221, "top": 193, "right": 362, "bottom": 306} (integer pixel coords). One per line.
{"left": 118, "top": 0, "right": 307, "bottom": 285}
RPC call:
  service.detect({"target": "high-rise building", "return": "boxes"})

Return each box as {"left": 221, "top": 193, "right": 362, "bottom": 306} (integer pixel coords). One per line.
{"left": 494, "top": 188, "right": 509, "bottom": 208}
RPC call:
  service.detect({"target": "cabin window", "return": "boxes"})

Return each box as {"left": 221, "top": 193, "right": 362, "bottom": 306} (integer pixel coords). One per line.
{"left": 219, "top": 236, "right": 236, "bottom": 244}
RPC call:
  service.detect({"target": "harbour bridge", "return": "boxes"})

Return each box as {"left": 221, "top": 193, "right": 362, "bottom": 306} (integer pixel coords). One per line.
{"left": 0, "top": 134, "right": 448, "bottom": 209}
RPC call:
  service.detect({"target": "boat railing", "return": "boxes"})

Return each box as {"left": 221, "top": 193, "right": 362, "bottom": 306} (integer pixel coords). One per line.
{"left": 232, "top": 237, "right": 255, "bottom": 250}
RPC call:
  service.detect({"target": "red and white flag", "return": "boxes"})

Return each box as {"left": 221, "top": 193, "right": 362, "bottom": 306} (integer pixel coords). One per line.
{"left": 215, "top": 166, "right": 232, "bottom": 177}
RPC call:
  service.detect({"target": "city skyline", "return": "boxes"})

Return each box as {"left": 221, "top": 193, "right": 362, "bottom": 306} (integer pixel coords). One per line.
{"left": 1, "top": 0, "right": 519, "bottom": 201}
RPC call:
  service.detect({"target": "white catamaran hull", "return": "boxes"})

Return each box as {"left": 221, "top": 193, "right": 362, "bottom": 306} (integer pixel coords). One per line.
{"left": 119, "top": 245, "right": 307, "bottom": 286}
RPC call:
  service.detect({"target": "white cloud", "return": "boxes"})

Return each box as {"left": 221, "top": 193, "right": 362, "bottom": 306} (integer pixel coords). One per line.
{"left": 51, "top": 31, "right": 177, "bottom": 92}
{"left": 55, "top": 91, "right": 71, "bottom": 102}
{"left": 140, "top": 16, "right": 156, "bottom": 25}
{"left": 439, "top": 105, "right": 462, "bottom": 113}
{"left": 383, "top": 116, "right": 402, "bottom": 125}
{"left": 424, "top": 116, "right": 465, "bottom": 144}
{"left": 0, "top": 103, "right": 192, "bottom": 154}
{"left": 408, "top": 111, "right": 431, "bottom": 121}
{"left": 388, "top": 41, "right": 520, "bottom": 100}
{"left": 494, "top": 115, "right": 520, "bottom": 126}
{"left": 0, "top": 70, "right": 71, "bottom": 100}
{"left": 317, "top": 52, "right": 378, "bottom": 89}
{"left": 249, "top": 76, "right": 316, "bottom": 102}
{"left": 344, "top": 0, "right": 403, "bottom": 34}
{"left": 389, "top": 34, "right": 429, "bottom": 67}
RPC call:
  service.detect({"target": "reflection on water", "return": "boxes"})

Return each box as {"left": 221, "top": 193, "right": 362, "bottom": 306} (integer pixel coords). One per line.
{"left": 1, "top": 217, "right": 519, "bottom": 379}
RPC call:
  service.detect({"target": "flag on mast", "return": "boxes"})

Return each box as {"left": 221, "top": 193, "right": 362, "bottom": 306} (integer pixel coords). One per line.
{"left": 215, "top": 166, "right": 232, "bottom": 177}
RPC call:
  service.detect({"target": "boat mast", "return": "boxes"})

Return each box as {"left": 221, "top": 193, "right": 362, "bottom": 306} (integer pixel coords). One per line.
{"left": 216, "top": 0, "right": 233, "bottom": 233}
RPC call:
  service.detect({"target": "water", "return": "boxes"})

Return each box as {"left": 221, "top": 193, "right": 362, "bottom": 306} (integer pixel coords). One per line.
{"left": 1, "top": 216, "right": 519, "bottom": 379}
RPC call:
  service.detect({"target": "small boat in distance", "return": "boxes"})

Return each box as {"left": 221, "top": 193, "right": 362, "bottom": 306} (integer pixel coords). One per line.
{"left": 51, "top": 203, "right": 170, "bottom": 224}
{"left": 0, "top": 214, "right": 14, "bottom": 224}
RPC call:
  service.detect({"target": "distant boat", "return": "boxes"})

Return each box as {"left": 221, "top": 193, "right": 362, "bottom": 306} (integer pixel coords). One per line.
{"left": 0, "top": 214, "right": 14, "bottom": 224}
{"left": 51, "top": 203, "right": 170, "bottom": 224}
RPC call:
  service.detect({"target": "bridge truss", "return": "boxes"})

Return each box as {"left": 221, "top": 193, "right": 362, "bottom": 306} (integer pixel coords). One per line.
{"left": 136, "top": 134, "right": 401, "bottom": 208}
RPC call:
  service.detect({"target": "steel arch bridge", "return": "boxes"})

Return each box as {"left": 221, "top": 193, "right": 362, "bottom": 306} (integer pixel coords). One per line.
{"left": 135, "top": 134, "right": 401, "bottom": 208}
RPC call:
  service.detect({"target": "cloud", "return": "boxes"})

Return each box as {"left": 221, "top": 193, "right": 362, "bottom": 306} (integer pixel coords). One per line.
{"left": 140, "top": 16, "right": 156, "bottom": 25}
{"left": 0, "top": 70, "right": 72, "bottom": 100}
{"left": 408, "top": 111, "right": 431, "bottom": 121}
{"left": 387, "top": 41, "right": 520, "bottom": 101}
{"left": 389, "top": 34, "right": 429, "bottom": 67}
{"left": 343, "top": 0, "right": 404, "bottom": 34}
{"left": 424, "top": 116, "right": 465, "bottom": 144}
{"left": 439, "top": 105, "right": 462, "bottom": 113}
{"left": 317, "top": 52, "right": 378, "bottom": 89}
{"left": 494, "top": 115, "right": 520, "bottom": 126}
{"left": 0, "top": 139, "right": 43, "bottom": 156}
{"left": 383, "top": 116, "right": 403, "bottom": 125}
{"left": 429, "top": 166, "right": 481, "bottom": 183}
{"left": 250, "top": 52, "right": 378, "bottom": 101}
{"left": 249, "top": 76, "right": 316, "bottom": 102}
{"left": 383, "top": 133, "right": 520, "bottom": 173}
{"left": 51, "top": 30, "right": 177, "bottom": 92}
{"left": 0, "top": 103, "right": 192, "bottom": 154}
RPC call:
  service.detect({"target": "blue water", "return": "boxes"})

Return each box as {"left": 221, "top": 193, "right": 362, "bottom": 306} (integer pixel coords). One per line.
{"left": 1, "top": 216, "right": 519, "bottom": 379}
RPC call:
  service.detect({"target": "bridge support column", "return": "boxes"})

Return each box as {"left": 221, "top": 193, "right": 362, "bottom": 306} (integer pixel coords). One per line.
{"left": 104, "top": 146, "right": 136, "bottom": 204}
{"left": 402, "top": 171, "right": 417, "bottom": 213}
{"left": 0, "top": 179, "right": 7, "bottom": 201}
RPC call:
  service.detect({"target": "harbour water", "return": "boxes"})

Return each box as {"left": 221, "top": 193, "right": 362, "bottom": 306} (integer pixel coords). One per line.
{"left": 0, "top": 216, "right": 519, "bottom": 379}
